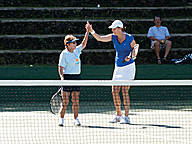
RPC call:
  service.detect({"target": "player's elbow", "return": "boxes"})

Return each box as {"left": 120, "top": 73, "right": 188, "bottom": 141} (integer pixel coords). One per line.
{"left": 149, "top": 36, "right": 153, "bottom": 40}
{"left": 95, "top": 36, "right": 105, "bottom": 42}
{"left": 95, "top": 37, "right": 102, "bottom": 41}
{"left": 58, "top": 66, "right": 63, "bottom": 70}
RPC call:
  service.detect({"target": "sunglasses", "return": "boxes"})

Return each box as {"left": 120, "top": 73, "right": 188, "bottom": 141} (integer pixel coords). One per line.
{"left": 72, "top": 41, "right": 77, "bottom": 44}
{"left": 67, "top": 40, "right": 77, "bottom": 45}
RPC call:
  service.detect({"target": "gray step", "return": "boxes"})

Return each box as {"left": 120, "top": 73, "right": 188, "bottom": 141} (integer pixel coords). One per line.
{"left": 1, "top": 7, "right": 192, "bottom": 19}
{"left": 1, "top": 19, "right": 192, "bottom": 34}
{"left": 0, "top": 0, "right": 190, "bottom": 7}
{"left": 0, "top": 48, "right": 191, "bottom": 53}
{"left": 0, "top": 34, "right": 191, "bottom": 50}
{"left": 0, "top": 48, "right": 191, "bottom": 65}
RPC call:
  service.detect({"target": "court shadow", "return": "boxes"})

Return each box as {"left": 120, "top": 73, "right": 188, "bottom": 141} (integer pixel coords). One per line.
{"left": 130, "top": 123, "right": 183, "bottom": 129}
{"left": 1, "top": 100, "right": 192, "bottom": 114}
{"left": 81, "top": 125, "right": 123, "bottom": 129}
{"left": 0, "top": 103, "right": 50, "bottom": 112}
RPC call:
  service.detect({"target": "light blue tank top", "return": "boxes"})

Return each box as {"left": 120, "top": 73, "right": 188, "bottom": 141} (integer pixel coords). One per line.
{"left": 112, "top": 32, "right": 135, "bottom": 67}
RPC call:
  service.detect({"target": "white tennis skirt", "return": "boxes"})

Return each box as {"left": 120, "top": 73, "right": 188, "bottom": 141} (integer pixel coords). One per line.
{"left": 112, "top": 62, "right": 136, "bottom": 81}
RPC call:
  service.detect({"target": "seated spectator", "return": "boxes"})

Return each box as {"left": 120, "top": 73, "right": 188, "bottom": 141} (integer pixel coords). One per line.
{"left": 147, "top": 16, "right": 172, "bottom": 64}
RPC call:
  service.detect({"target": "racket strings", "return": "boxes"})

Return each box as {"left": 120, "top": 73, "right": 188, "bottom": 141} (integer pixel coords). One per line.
{"left": 50, "top": 94, "right": 63, "bottom": 115}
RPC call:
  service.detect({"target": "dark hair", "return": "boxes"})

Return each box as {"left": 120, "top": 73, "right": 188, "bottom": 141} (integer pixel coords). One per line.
{"left": 154, "top": 16, "right": 161, "bottom": 21}
{"left": 122, "top": 26, "right": 126, "bottom": 31}
{"left": 117, "top": 26, "right": 126, "bottom": 32}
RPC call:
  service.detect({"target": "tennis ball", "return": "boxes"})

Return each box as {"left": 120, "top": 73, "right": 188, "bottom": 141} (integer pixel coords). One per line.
{"left": 30, "top": 65, "right": 33, "bottom": 67}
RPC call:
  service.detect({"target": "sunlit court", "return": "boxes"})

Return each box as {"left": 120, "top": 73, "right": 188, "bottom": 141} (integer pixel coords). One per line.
{"left": 1, "top": 0, "right": 192, "bottom": 143}
{"left": 0, "top": 80, "right": 192, "bottom": 144}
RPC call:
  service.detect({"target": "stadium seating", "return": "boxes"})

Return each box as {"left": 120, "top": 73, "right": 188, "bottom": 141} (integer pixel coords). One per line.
{"left": 0, "top": 0, "right": 191, "bottom": 64}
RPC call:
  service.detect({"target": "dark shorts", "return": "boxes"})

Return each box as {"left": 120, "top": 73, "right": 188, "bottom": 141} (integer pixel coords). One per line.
{"left": 62, "top": 74, "right": 82, "bottom": 92}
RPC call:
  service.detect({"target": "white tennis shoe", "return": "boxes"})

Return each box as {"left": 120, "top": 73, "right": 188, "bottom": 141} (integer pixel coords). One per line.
{"left": 58, "top": 118, "right": 64, "bottom": 126}
{"left": 109, "top": 115, "right": 123, "bottom": 123}
{"left": 120, "top": 116, "right": 130, "bottom": 124}
{"left": 74, "top": 118, "right": 81, "bottom": 126}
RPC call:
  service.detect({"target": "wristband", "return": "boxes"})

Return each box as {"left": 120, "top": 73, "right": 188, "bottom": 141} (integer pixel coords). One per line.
{"left": 90, "top": 30, "right": 95, "bottom": 35}
{"left": 86, "top": 32, "right": 89, "bottom": 35}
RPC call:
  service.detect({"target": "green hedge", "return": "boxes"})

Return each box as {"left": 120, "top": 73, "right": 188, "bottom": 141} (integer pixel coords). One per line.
{"left": 1, "top": 20, "right": 191, "bottom": 34}
{"left": 0, "top": 35, "right": 191, "bottom": 50}
{"left": 0, "top": 53, "right": 59, "bottom": 65}
{"left": 1, "top": 7, "right": 192, "bottom": 19}
{"left": 0, "top": 37, "right": 65, "bottom": 50}
{"left": 0, "top": 0, "right": 189, "bottom": 7}
{"left": 0, "top": 50, "right": 191, "bottom": 65}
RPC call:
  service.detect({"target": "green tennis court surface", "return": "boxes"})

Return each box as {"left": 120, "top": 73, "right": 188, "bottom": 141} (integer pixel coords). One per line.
{"left": 0, "top": 101, "right": 191, "bottom": 144}
{"left": 0, "top": 65, "right": 191, "bottom": 143}
{"left": 0, "top": 65, "right": 192, "bottom": 80}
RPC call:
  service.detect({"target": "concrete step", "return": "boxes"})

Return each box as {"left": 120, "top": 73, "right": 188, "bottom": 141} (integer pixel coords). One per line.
{"left": 1, "top": 19, "right": 192, "bottom": 34}
{"left": 1, "top": 7, "right": 192, "bottom": 19}
{"left": 0, "top": 48, "right": 191, "bottom": 53}
{"left": 0, "top": 48, "right": 191, "bottom": 65}
{"left": 0, "top": 0, "right": 190, "bottom": 7}
{"left": 0, "top": 34, "right": 191, "bottom": 50}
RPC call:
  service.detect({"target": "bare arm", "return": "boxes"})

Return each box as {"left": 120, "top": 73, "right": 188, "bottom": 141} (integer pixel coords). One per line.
{"left": 130, "top": 39, "right": 136, "bottom": 49}
{"left": 81, "top": 22, "right": 90, "bottom": 50}
{"left": 150, "top": 36, "right": 161, "bottom": 42}
{"left": 164, "top": 36, "right": 170, "bottom": 41}
{"left": 58, "top": 66, "right": 64, "bottom": 80}
{"left": 92, "top": 33, "right": 112, "bottom": 42}
{"left": 124, "top": 39, "right": 139, "bottom": 62}
{"left": 87, "top": 21, "right": 112, "bottom": 42}
{"left": 81, "top": 32, "right": 89, "bottom": 50}
{"left": 150, "top": 36, "right": 169, "bottom": 44}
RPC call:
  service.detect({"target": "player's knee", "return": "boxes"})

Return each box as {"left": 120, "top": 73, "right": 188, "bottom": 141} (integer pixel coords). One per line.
{"left": 122, "top": 86, "right": 130, "bottom": 93}
{"left": 123, "top": 96, "right": 130, "bottom": 103}
{"left": 154, "top": 41, "right": 160, "bottom": 47}
{"left": 73, "top": 102, "right": 79, "bottom": 107}
{"left": 63, "top": 100, "right": 69, "bottom": 106}
{"left": 112, "top": 91, "right": 120, "bottom": 97}
{"left": 167, "top": 40, "right": 172, "bottom": 46}
{"left": 112, "top": 86, "right": 120, "bottom": 94}
{"left": 72, "top": 97, "right": 79, "bottom": 104}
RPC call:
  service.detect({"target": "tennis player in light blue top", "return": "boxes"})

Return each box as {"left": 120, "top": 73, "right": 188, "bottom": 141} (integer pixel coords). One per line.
{"left": 59, "top": 39, "right": 82, "bottom": 74}
{"left": 58, "top": 22, "right": 89, "bottom": 126}
{"left": 86, "top": 20, "right": 139, "bottom": 124}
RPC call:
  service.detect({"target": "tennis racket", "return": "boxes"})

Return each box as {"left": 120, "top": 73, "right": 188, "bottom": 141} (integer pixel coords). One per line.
{"left": 50, "top": 87, "right": 63, "bottom": 115}
{"left": 122, "top": 44, "right": 139, "bottom": 63}
{"left": 122, "top": 52, "right": 131, "bottom": 63}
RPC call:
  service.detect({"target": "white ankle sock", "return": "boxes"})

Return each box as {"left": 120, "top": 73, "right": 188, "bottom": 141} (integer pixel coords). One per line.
{"left": 59, "top": 118, "right": 64, "bottom": 124}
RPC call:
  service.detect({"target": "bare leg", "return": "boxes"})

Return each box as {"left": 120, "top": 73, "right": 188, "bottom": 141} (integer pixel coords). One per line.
{"left": 112, "top": 86, "right": 121, "bottom": 116}
{"left": 122, "top": 86, "right": 130, "bottom": 117}
{"left": 60, "top": 91, "right": 70, "bottom": 118}
{"left": 71, "top": 91, "right": 80, "bottom": 119}
{"left": 164, "top": 40, "right": 172, "bottom": 58}
{"left": 154, "top": 41, "right": 161, "bottom": 60}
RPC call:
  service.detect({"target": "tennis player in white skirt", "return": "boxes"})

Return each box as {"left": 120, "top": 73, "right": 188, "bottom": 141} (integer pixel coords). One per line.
{"left": 86, "top": 20, "right": 139, "bottom": 124}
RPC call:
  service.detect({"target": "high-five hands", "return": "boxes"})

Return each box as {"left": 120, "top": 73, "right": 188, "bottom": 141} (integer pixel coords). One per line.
{"left": 85, "top": 21, "right": 93, "bottom": 33}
